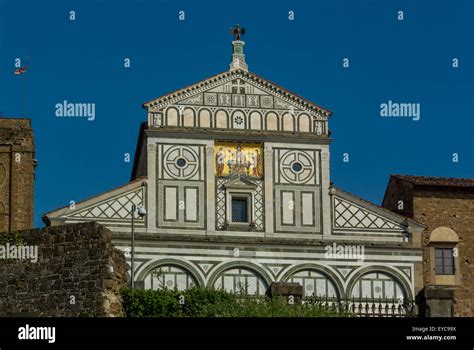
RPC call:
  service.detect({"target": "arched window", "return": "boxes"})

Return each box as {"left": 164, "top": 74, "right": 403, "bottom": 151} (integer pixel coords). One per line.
{"left": 350, "top": 272, "right": 405, "bottom": 301}
{"left": 143, "top": 265, "right": 198, "bottom": 291}
{"left": 213, "top": 267, "right": 267, "bottom": 296}
{"left": 286, "top": 270, "right": 338, "bottom": 299}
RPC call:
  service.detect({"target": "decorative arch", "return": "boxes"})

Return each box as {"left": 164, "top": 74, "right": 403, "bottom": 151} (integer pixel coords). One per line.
{"left": 265, "top": 111, "right": 279, "bottom": 131}
{"left": 136, "top": 258, "right": 204, "bottom": 291}
{"left": 231, "top": 109, "right": 247, "bottom": 129}
{"left": 198, "top": 108, "right": 212, "bottom": 128}
{"left": 282, "top": 112, "right": 295, "bottom": 132}
{"left": 165, "top": 106, "right": 179, "bottom": 126}
{"left": 280, "top": 264, "right": 343, "bottom": 299}
{"left": 249, "top": 111, "right": 262, "bottom": 130}
{"left": 182, "top": 107, "right": 196, "bottom": 127}
{"left": 429, "top": 227, "right": 459, "bottom": 243}
{"left": 207, "top": 260, "right": 273, "bottom": 295}
{"left": 345, "top": 266, "right": 413, "bottom": 301}
{"left": 298, "top": 113, "right": 311, "bottom": 132}
{"left": 215, "top": 109, "right": 229, "bottom": 129}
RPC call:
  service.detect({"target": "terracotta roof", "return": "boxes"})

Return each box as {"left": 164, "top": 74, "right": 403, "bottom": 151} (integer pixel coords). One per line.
{"left": 142, "top": 68, "right": 332, "bottom": 116}
{"left": 391, "top": 175, "right": 474, "bottom": 188}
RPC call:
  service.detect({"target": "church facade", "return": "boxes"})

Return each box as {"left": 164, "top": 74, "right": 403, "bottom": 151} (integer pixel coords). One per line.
{"left": 44, "top": 34, "right": 426, "bottom": 312}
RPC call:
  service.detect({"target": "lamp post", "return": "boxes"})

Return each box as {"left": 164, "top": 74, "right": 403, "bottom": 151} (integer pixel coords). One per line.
{"left": 131, "top": 204, "right": 146, "bottom": 288}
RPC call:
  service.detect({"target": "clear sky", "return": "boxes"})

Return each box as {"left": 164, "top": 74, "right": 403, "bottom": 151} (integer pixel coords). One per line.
{"left": 1, "top": 0, "right": 473, "bottom": 228}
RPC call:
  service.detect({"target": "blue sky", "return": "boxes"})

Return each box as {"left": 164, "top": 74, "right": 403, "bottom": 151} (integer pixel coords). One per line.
{"left": 1, "top": 0, "right": 473, "bottom": 228}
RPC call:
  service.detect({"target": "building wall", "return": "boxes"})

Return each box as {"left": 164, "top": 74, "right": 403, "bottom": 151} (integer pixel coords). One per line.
{"left": 44, "top": 70, "right": 426, "bottom": 316}
{"left": 144, "top": 134, "right": 332, "bottom": 239}
{"left": 413, "top": 188, "right": 474, "bottom": 316}
{"left": 0, "top": 222, "right": 128, "bottom": 316}
{"left": 0, "top": 118, "right": 35, "bottom": 232}
{"left": 381, "top": 176, "right": 414, "bottom": 218}
{"left": 112, "top": 233, "right": 420, "bottom": 307}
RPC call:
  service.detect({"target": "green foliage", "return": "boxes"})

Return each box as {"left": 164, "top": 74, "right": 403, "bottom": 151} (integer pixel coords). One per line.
{"left": 120, "top": 287, "right": 351, "bottom": 317}
{"left": 121, "top": 288, "right": 182, "bottom": 317}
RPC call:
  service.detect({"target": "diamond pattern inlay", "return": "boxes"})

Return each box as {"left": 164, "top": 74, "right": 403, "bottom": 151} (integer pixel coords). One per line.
{"left": 71, "top": 188, "right": 144, "bottom": 220}
{"left": 334, "top": 197, "right": 399, "bottom": 229}
{"left": 254, "top": 180, "right": 264, "bottom": 230}
{"left": 216, "top": 179, "right": 227, "bottom": 229}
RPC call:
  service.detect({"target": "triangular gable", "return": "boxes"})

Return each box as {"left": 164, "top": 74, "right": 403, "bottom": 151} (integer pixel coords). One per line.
{"left": 44, "top": 178, "right": 147, "bottom": 225}
{"left": 332, "top": 187, "right": 425, "bottom": 233}
{"left": 223, "top": 175, "right": 258, "bottom": 189}
{"left": 142, "top": 69, "right": 332, "bottom": 118}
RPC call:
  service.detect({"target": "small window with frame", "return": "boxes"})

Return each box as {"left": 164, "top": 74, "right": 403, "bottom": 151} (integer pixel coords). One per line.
{"left": 231, "top": 196, "right": 250, "bottom": 223}
{"left": 435, "top": 248, "right": 455, "bottom": 275}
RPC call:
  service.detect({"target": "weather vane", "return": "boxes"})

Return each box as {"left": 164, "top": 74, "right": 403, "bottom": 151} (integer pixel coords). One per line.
{"left": 230, "top": 24, "right": 245, "bottom": 40}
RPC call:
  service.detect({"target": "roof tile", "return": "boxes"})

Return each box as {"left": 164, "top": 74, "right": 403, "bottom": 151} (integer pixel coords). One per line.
{"left": 392, "top": 174, "right": 474, "bottom": 188}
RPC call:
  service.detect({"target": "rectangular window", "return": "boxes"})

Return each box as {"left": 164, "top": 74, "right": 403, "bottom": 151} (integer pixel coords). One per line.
{"left": 435, "top": 248, "right": 455, "bottom": 275}
{"left": 232, "top": 197, "right": 248, "bottom": 223}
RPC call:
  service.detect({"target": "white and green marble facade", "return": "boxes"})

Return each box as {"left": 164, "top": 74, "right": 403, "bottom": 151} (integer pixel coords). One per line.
{"left": 45, "top": 40, "right": 426, "bottom": 308}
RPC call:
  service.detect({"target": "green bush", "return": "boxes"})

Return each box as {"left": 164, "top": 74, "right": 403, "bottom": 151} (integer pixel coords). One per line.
{"left": 120, "top": 287, "right": 350, "bottom": 317}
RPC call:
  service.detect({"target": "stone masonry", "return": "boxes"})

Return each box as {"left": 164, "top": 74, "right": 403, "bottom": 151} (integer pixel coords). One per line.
{"left": 0, "top": 118, "right": 36, "bottom": 232}
{"left": 0, "top": 222, "right": 128, "bottom": 317}
{"left": 383, "top": 175, "right": 474, "bottom": 316}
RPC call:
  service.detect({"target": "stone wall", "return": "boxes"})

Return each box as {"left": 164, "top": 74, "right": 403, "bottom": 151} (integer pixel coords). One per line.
{"left": 0, "top": 118, "right": 36, "bottom": 232}
{"left": 413, "top": 188, "right": 474, "bottom": 317}
{"left": 381, "top": 176, "right": 414, "bottom": 218}
{"left": 0, "top": 222, "right": 128, "bottom": 316}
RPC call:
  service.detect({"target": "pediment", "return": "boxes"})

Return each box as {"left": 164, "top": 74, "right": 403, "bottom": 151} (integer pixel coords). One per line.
{"left": 143, "top": 69, "right": 331, "bottom": 118}
{"left": 223, "top": 175, "right": 257, "bottom": 189}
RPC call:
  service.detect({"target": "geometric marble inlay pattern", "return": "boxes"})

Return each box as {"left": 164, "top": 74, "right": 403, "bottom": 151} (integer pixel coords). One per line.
{"left": 71, "top": 188, "right": 144, "bottom": 220}
{"left": 216, "top": 178, "right": 227, "bottom": 229}
{"left": 163, "top": 145, "right": 200, "bottom": 180}
{"left": 334, "top": 197, "right": 399, "bottom": 229}
{"left": 253, "top": 180, "right": 264, "bottom": 230}
{"left": 279, "top": 149, "right": 316, "bottom": 185}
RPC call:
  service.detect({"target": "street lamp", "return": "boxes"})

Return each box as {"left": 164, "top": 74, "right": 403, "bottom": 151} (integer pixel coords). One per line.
{"left": 131, "top": 204, "right": 146, "bottom": 288}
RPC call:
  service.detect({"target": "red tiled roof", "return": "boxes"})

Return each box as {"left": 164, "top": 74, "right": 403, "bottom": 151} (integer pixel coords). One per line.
{"left": 391, "top": 175, "right": 474, "bottom": 188}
